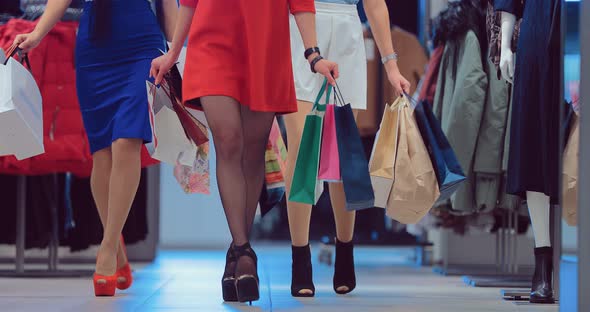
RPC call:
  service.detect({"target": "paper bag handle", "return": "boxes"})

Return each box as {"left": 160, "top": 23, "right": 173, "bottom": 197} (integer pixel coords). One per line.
{"left": 3, "top": 44, "right": 32, "bottom": 70}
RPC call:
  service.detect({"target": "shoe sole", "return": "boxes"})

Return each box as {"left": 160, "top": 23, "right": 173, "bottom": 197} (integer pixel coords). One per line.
{"left": 236, "top": 277, "right": 260, "bottom": 303}
{"left": 222, "top": 278, "right": 238, "bottom": 302}
{"left": 529, "top": 297, "right": 555, "bottom": 304}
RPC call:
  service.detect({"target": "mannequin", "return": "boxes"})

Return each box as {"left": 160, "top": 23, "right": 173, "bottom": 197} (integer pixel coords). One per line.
{"left": 497, "top": 0, "right": 561, "bottom": 304}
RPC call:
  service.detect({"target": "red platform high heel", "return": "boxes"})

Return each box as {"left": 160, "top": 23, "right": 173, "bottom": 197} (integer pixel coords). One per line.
{"left": 116, "top": 236, "right": 133, "bottom": 290}
{"left": 93, "top": 273, "right": 117, "bottom": 297}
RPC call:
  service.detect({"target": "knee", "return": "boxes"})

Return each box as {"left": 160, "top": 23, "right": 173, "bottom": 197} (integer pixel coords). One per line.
{"left": 111, "top": 138, "right": 142, "bottom": 163}
{"left": 243, "top": 137, "right": 267, "bottom": 165}
{"left": 92, "top": 149, "right": 112, "bottom": 172}
{"left": 112, "top": 138, "right": 143, "bottom": 151}
{"left": 213, "top": 128, "right": 243, "bottom": 162}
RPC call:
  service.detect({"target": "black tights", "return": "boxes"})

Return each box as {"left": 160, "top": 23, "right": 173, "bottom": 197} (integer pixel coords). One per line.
{"left": 201, "top": 96, "right": 274, "bottom": 273}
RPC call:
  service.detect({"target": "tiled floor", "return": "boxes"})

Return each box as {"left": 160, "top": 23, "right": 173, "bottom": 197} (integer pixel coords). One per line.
{"left": 0, "top": 245, "right": 559, "bottom": 312}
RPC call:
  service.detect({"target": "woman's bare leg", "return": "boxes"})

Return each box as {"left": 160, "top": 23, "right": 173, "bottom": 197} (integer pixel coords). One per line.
{"left": 95, "top": 138, "right": 142, "bottom": 277}
{"left": 90, "top": 147, "right": 128, "bottom": 281}
{"left": 284, "top": 100, "right": 314, "bottom": 295}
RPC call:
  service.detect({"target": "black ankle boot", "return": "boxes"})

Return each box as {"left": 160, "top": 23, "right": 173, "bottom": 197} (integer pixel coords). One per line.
{"left": 530, "top": 247, "right": 555, "bottom": 304}
{"left": 291, "top": 245, "right": 315, "bottom": 297}
{"left": 333, "top": 238, "right": 356, "bottom": 295}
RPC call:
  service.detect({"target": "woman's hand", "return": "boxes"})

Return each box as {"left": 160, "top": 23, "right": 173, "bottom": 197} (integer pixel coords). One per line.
{"left": 385, "top": 61, "right": 410, "bottom": 97}
{"left": 312, "top": 58, "right": 339, "bottom": 86}
{"left": 150, "top": 52, "right": 177, "bottom": 85}
{"left": 12, "top": 32, "right": 42, "bottom": 53}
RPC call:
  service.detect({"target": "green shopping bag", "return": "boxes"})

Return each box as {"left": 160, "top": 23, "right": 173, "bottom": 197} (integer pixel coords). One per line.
{"left": 289, "top": 80, "right": 332, "bottom": 205}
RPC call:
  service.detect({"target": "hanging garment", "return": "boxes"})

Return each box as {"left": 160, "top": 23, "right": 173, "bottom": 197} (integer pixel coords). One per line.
{"left": 495, "top": 0, "right": 561, "bottom": 204}
{"left": 432, "top": 0, "right": 511, "bottom": 214}
{"left": 0, "top": 171, "right": 150, "bottom": 251}
{"left": 432, "top": 36, "right": 487, "bottom": 213}
{"left": 0, "top": 19, "right": 158, "bottom": 177}
{"left": 417, "top": 46, "right": 443, "bottom": 103}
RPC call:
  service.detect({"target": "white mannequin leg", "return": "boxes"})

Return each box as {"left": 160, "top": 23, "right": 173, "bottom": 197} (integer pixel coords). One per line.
{"left": 526, "top": 191, "right": 551, "bottom": 248}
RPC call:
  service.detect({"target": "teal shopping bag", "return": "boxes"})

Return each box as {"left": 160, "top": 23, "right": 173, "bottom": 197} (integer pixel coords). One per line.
{"left": 289, "top": 80, "right": 332, "bottom": 205}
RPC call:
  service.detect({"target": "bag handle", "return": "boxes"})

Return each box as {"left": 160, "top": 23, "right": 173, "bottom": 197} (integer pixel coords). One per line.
{"left": 313, "top": 78, "right": 332, "bottom": 111}
{"left": 3, "top": 44, "right": 32, "bottom": 70}
{"left": 403, "top": 92, "right": 419, "bottom": 109}
{"left": 333, "top": 80, "right": 347, "bottom": 106}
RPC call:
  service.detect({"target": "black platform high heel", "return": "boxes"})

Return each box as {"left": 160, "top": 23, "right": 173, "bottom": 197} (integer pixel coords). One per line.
{"left": 333, "top": 238, "right": 356, "bottom": 295}
{"left": 233, "top": 243, "right": 260, "bottom": 304}
{"left": 291, "top": 244, "right": 315, "bottom": 297}
{"left": 222, "top": 245, "right": 238, "bottom": 302}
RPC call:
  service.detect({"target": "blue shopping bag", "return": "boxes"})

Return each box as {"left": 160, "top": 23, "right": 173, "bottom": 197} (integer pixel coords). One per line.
{"left": 333, "top": 83, "right": 375, "bottom": 211}
{"left": 413, "top": 99, "right": 466, "bottom": 202}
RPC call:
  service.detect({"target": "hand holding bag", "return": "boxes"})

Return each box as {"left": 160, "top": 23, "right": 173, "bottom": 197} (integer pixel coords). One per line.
{"left": 387, "top": 96, "right": 440, "bottom": 224}
{"left": 0, "top": 45, "right": 44, "bottom": 160}
{"left": 369, "top": 98, "right": 402, "bottom": 208}
{"left": 289, "top": 80, "right": 331, "bottom": 205}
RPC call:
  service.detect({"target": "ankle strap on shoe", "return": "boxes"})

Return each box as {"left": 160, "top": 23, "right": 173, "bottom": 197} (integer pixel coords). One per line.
{"left": 233, "top": 242, "right": 257, "bottom": 262}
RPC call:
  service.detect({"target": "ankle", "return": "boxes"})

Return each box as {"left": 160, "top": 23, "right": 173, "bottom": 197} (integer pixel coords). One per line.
{"left": 336, "top": 237, "right": 353, "bottom": 245}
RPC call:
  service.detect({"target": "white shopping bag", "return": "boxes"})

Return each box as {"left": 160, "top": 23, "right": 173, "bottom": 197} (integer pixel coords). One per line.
{"left": 145, "top": 80, "right": 197, "bottom": 166}
{"left": 0, "top": 52, "right": 44, "bottom": 160}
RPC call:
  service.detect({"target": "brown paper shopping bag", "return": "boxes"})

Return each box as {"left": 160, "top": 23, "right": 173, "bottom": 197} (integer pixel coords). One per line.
{"left": 562, "top": 114, "right": 579, "bottom": 226}
{"left": 369, "top": 98, "right": 402, "bottom": 208}
{"left": 386, "top": 98, "right": 440, "bottom": 224}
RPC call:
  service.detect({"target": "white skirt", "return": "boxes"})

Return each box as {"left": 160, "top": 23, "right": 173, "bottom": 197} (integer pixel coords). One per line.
{"left": 289, "top": 2, "right": 367, "bottom": 110}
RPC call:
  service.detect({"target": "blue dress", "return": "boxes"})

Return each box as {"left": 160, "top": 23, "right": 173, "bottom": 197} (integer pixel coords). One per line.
{"left": 494, "top": 0, "right": 561, "bottom": 203}
{"left": 75, "top": 0, "right": 164, "bottom": 154}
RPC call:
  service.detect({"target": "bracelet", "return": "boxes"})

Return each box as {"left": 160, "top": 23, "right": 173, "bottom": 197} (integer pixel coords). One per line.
{"left": 381, "top": 52, "right": 399, "bottom": 65}
{"left": 310, "top": 55, "right": 324, "bottom": 73}
{"left": 304, "top": 47, "right": 320, "bottom": 60}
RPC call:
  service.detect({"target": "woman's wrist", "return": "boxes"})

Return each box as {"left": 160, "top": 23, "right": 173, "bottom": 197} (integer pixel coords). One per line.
{"left": 307, "top": 51, "right": 320, "bottom": 63}
{"left": 384, "top": 58, "right": 400, "bottom": 73}
{"left": 168, "top": 44, "right": 182, "bottom": 59}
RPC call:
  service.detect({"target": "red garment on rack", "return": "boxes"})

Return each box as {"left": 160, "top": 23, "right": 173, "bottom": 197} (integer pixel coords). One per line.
{"left": 0, "top": 19, "right": 158, "bottom": 177}
{"left": 418, "top": 46, "right": 444, "bottom": 103}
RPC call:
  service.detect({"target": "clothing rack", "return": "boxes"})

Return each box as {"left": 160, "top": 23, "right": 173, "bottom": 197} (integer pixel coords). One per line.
{"left": 433, "top": 206, "right": 535, "bottom": 288}
{"left": 0, "top": 175, "right": 93, "bottom": 277}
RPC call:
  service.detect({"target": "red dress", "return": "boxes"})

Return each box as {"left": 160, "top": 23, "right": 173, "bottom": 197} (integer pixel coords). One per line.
{"left": 179, "top": 0, "right": 315, "bottom": 114}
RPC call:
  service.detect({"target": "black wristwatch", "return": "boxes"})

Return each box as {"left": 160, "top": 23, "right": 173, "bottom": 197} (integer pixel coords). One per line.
{"left": 304, "top": 47, "right": 320, "bottom": 60}
{"left": 310, "top": 55, "right": 324, "bottom": 73}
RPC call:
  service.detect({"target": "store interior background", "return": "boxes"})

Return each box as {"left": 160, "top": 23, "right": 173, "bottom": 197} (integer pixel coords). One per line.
{"left": 0, "top": 0, "right": 587, "bottom": 311}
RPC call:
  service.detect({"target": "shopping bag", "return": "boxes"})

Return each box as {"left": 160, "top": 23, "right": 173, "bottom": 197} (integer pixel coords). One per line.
{"left": 413, "top": 99, "right": 466, "bottom": 203}
{"left": 318, "top": 103, "right": 341, "bottom": 182}
{"left": 159, "top": 48, "right": 209, "bottom": 147}
{"left": 173, "top": 142, "right": 211, "bottom": 195}
{"left": 369, "top": 98, "right": 402, "bottom": 208}
{"left": 145, "top": 80, "right": 197, "bottom": 165}
{"left": 333, "top": 83, "right": 375, "bottom": 211}
{"left": 259, "top": 118, "right": 288, "bottom": 216}
{"left": 562, "top": 113, "right": 578, "bottom": 226}
{"left": 0, "top": 45, "right": 44, "bottom": 160}
{"left": 289, "top": 80, "right": 331, "bottom": 205}
{"left": 387, "top": 96, "right": 440, "bottom": 224}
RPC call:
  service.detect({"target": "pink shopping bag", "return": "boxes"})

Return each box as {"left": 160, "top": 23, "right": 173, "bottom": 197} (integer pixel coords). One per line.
{"left": 318, "top": 104, "right": 341, "bottom": 182}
